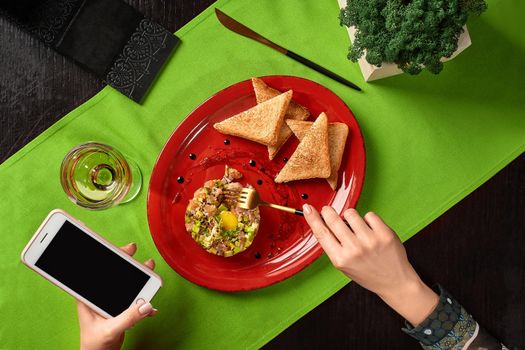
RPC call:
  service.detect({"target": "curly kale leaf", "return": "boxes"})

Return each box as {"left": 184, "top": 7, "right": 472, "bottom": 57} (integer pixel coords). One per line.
{"left": 339, "top": 0, "right": 487, "bottom": 75}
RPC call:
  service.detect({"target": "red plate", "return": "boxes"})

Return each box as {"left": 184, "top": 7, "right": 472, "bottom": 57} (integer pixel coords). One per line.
{"left": 147, "top": 76, "right": 365, "bottom": 291}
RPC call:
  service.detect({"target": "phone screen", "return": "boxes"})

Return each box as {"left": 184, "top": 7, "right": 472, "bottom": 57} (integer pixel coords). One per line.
{"left": 35, "top": 221, "right": 150, "bottom": 317}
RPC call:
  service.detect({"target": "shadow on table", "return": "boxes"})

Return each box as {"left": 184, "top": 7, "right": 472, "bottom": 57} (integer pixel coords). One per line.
{"left": 126, "top": 255, "right": 339, "bottom": 349}
{"left": 369, "top": 18, "right": 524, "bottom": 110}
{"left": 127, "top": 281, "right": 193, "bottom": 349}
{"left": 125, "top": 17, "right": 525, "bottom": 350}
{"left": 352, "top": 18, "right": 525, "bottom": 220}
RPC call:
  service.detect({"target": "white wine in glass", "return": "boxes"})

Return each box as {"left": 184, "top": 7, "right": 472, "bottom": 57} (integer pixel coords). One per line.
{"left": 60, "top": 142, "right": 141, "bottom": 210}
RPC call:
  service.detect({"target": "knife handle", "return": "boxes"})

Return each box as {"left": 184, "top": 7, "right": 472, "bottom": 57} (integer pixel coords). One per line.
{"left": 286, "top": 50, "right": 362, "bottom": 92}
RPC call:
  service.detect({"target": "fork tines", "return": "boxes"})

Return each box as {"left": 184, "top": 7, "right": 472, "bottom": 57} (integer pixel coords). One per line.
{"left": 223, "top": 188, "right": 241, "bottom": 202}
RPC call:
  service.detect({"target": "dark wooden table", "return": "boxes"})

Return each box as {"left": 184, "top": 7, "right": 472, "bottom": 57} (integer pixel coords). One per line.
{"left": 1, "top": 1, "right": 523, "bottom": 349}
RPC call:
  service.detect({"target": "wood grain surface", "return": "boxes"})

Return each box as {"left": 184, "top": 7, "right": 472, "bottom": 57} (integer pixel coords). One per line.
{"left": 1, "top": 1, "right": 523, "bottom": 349}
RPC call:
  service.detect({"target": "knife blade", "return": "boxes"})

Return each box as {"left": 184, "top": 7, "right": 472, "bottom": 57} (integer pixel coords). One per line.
{"left": 215, "top": 8, "right": 361, "bottom": 92}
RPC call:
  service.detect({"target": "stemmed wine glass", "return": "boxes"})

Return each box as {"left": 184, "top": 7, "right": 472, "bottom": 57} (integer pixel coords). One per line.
{"left": 60, "top": 142, "right": 142, "bottom": 210}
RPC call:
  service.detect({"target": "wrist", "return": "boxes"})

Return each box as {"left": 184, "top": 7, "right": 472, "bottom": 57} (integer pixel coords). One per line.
{"left": 378, "top": 278, "right": 439, "bottom": 327}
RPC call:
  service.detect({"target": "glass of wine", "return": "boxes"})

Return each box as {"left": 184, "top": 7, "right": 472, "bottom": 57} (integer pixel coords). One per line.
{"left": 60, "top": 142, "right": 142, "bottom": 210}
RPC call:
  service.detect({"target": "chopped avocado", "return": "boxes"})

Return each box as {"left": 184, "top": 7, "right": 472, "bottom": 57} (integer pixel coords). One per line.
{"left": 218, "top": 204, "right": 228, "bottom": 212}
{"left": 221, "top": 229, "right": 237, "bottom": 237}
{"left": 192, "top": 221, "right": 201, "bottom": 234}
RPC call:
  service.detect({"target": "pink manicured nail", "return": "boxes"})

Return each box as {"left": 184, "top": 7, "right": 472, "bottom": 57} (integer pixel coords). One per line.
{"left": 303, "top": 204, "right": 311, "bottom": 215}
{"left": 139, "top": 303, "right": 153, "bottom": 315}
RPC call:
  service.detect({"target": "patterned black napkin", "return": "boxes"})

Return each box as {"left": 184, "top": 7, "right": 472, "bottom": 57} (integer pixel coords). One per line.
{"left": 1, "top": 0, "right": 180, "bottom": 103}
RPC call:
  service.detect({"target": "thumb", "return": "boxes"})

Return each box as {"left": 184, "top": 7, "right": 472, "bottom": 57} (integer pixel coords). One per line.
{"left": 110, "top": 301, "right": 153, "bottom": 334}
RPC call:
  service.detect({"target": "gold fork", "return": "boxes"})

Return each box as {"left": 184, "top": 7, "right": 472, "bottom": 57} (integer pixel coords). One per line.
{"left": 225, "top": 187, "right": 352, "bottom": 228}
{"left": 225, "top": 187, "right": 304, "bottom": 215}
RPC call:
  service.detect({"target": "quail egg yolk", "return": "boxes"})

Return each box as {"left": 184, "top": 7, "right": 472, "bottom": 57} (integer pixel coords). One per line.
{"left": 220, "top": 211, "right": 238, "bottom": 230}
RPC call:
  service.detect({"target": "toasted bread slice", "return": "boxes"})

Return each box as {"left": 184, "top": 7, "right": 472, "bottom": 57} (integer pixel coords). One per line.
{"left": 214, "top": 90, "right": 292, "bottom": 146}
{"left": 252, "top": 77, "right": 309, "bottom": 159}
{"left": 275, "top": 113, "right": 331, "bottom": 183}
{"left": 287, "top": 119, "right": 349, "bottom": 190}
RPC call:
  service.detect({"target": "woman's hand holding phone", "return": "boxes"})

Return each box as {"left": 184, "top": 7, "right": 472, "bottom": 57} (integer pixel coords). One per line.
{"left": 78, "top": 243, "right": 158, "bottom": 350}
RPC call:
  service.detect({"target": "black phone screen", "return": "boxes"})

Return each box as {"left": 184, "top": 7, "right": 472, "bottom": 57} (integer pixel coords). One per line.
{"left": 35, "top": 221, "right": 150, "bottom": 317}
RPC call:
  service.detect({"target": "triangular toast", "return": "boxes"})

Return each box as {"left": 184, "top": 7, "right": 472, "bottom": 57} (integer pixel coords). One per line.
{"left": 287, "top": 119, "right": 349, "bottom": 190}
{"left": 252, "top": 78, "right": 309, "bottom": 159}
{"left": 275, "top": 113, "right": 331, "bottom": 183}
{"left": 214, "top": 90, "right": 292, "bottom": 146}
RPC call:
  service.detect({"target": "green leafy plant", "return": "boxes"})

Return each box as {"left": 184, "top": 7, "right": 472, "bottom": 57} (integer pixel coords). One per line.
{"left": 340, "top": 0, "right": 487, "bottom": 75}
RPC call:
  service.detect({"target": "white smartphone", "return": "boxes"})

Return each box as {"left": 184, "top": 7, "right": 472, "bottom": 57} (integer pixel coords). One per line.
{"left": 21, "top": 209, "right": 162, "bottom": 318}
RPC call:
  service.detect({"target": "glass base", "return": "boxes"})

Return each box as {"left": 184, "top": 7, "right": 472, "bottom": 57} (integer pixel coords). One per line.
{"left": 60, "top": 142, "right": 143, "bottom": 210}
{"left": 120, "top": 157, "right": 142, "bottom": 204}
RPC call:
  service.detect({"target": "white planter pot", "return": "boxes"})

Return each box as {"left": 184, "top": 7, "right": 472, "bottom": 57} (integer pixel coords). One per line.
{"left": 337, "top": 0, "right": 472, "bottom": 81}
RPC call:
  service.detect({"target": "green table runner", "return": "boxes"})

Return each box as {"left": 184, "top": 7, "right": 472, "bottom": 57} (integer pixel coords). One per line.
{"left": 1, "top": 0, "right": 524, "bottom": 348}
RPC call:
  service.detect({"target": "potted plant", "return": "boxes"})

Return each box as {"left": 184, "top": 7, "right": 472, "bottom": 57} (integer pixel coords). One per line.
{"left": 338, "top": 0, "right": 487, "bottom": 81}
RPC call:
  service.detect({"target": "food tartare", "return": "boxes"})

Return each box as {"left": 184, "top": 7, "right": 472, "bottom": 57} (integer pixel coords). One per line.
{"left": 185, "top": 166, "right": 260, "bottom": 257}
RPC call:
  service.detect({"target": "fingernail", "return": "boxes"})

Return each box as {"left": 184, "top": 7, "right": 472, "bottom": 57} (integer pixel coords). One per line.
{"left": 127, "top": 242, "right": 136, "bottom": 248}
{"left": 145, "top": 258, "right": 154, "bottom": 264}
{"left": 139, "top": 303, "right": 153, "bottom": 315}
{"left": 149, "top": 309, "right": 159, "bottom": 317}
{"left": 303, "top": 204, "right": 311, "bottom": 215}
